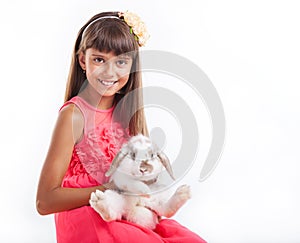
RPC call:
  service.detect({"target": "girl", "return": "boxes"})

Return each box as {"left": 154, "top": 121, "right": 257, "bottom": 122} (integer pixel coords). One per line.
{"left": 36, "top": 11, "right": 207, "bottom": 243}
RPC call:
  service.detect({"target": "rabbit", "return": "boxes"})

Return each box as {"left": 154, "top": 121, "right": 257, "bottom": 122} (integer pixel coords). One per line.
{"left": 89, "top": 134, "right": 191, "bottom": 229}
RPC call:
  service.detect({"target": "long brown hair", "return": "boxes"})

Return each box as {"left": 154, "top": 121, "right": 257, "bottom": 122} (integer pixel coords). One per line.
{"left": 64, "top": 11, "right": 148, "bottom": 136}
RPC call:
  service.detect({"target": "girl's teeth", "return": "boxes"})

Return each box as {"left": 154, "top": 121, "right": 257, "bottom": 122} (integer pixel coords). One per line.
{"left": 100, "top": 80, "right": 115, "bottom": 86}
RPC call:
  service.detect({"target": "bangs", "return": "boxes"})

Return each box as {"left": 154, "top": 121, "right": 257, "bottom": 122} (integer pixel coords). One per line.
{"left": 82, "top": 18, "right": 138, "bottom": 56}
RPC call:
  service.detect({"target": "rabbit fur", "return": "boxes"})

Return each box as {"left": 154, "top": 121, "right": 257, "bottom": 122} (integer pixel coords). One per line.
{"left": 89, "top": 134, "right": 191, "bottom": 229}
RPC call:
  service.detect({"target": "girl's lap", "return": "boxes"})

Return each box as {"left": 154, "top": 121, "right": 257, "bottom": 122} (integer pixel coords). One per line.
{"left": 55, "top": 206, "right": 206, "bottom": 243}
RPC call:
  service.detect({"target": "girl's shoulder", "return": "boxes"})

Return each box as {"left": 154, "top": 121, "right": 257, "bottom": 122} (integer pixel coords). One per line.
{"left": 58, "top": 100, "right": 84, "bottom": 144}
{"left": 61, "top": 96, "right": 84, "bottom": 119}
{"left": 60, "top": 96, "right": 82, "bottom": 112}
{"left": 60, "top": 96, "right": 95, "bottom": 120}
{"left": 60, "top": 96, "right": 84, "bottom": 119}
{"left": 59, "top": 102, "right": 83, "bottom": 120}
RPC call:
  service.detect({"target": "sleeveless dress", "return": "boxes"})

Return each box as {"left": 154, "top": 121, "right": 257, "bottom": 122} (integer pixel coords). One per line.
{"left": 54, "top": 96, "right": 207, "bottom": 243}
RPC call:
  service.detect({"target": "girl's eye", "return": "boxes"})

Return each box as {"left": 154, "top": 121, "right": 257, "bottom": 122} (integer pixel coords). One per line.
{"left": 94, "top": 58, "right": 105, "bottom": 63}
{"left": 116, "top": 59, "right": 127, "bottom": 66}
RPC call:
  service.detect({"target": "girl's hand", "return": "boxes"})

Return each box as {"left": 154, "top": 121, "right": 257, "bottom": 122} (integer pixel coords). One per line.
{"left": 102, "top": 181, "right": 118, "bottom": 191}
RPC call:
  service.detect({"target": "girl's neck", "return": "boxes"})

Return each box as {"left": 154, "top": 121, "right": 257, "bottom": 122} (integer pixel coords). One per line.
{"left": 78, "top": 85, "right": 115, "bottom": 110}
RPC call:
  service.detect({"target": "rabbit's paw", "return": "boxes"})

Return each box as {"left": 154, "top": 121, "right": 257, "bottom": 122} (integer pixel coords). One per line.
{"left": 134, "top": 182, "right": 151, "bottom": 195}
{"left": 174, "top": 184, "right": 191, "bottom": 202}
{"left": 90, "top": 189, "right": 121, "bottom": 221}
{"left": 164, "top": 185, "right": 191, "bottom": 217}
{"left": 119, "top": 180, "right": 151, "bottom": 195}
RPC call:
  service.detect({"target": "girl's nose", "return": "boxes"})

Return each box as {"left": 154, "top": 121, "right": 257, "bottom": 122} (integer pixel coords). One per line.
{"left": 102, "top": 61, "right": 115, "bottom": 78}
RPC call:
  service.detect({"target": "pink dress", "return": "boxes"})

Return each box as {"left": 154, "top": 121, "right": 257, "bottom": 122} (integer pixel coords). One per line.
{"left": 55, "top": 96, "right": 207, "bottom": 243}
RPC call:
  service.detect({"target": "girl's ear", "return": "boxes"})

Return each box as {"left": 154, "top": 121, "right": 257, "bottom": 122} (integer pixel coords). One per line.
{"left": 78, "top": 51, "right": 86, "bottom": 70}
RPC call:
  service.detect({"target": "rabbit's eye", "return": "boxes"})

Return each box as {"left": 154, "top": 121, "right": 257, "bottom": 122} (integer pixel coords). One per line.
{"left": 131, "top": 153, "right": 136, "bottom": 160}
{"left": 151, "top": 153, "right": 154, "bottom": 158}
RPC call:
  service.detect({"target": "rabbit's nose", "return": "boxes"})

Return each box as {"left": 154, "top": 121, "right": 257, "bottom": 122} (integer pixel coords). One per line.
{"left": 140, "top": 161, "right": 153, "bottom": 173}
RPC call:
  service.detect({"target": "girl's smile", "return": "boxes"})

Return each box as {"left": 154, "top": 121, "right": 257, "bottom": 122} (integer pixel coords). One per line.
{"left": 98, "top": 79, "right": 118, "bottom": 86}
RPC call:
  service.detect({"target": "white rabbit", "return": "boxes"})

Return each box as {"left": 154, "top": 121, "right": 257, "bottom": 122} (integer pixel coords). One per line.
{"left": 89, "top": 134, "right": 191, "bottom": 229}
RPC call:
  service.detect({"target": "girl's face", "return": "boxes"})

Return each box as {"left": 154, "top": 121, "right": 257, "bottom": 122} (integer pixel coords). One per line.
{"left": 79, "top": 48, "right": 133, "bottom": 98}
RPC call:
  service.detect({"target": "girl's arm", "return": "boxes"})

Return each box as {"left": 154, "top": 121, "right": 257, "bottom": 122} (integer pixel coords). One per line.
{"left": 36, "top": 104, "right": 107, "bottom": 215}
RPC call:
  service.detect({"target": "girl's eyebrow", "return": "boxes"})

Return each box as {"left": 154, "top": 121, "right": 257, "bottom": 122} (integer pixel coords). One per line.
{"left": 117, "top": 54, "right": 132, "bottom": 60}
{"left": 91, "top": 53, "right": 132, "bottom": 60}
{"left": 91, "top": 54, "right": 106, "bottom": 57}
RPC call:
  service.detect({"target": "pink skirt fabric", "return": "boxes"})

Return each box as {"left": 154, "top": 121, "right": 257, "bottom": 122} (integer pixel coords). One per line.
{"left": 55, "top": 206, "right": 206, "bottom": 243}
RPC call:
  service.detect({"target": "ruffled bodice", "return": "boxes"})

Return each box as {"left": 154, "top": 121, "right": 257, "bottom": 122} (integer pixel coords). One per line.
{"left": 60, "top": 96, "right": 129, "bottom": 188}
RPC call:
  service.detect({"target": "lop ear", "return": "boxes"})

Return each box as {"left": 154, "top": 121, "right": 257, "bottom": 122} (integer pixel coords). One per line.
{"left": 105, "top": 151, "right": 128, "bottom": 177}
{"left": 157, "top": 151, "right": 175, "bottom": 180}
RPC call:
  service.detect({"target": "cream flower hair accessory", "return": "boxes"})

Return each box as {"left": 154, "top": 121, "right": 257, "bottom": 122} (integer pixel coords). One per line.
{"left": 118, "top": 11, "right": 150, "bottom": 47}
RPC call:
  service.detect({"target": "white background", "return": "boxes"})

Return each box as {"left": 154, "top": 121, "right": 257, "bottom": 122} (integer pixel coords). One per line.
{"left": 0, "top": 0, "right": 299, "bottom": 242}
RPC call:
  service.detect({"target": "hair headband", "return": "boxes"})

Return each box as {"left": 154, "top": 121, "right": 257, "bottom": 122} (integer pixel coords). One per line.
{"left": 82, "top": 11, "right": 150, "bottom": 47}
